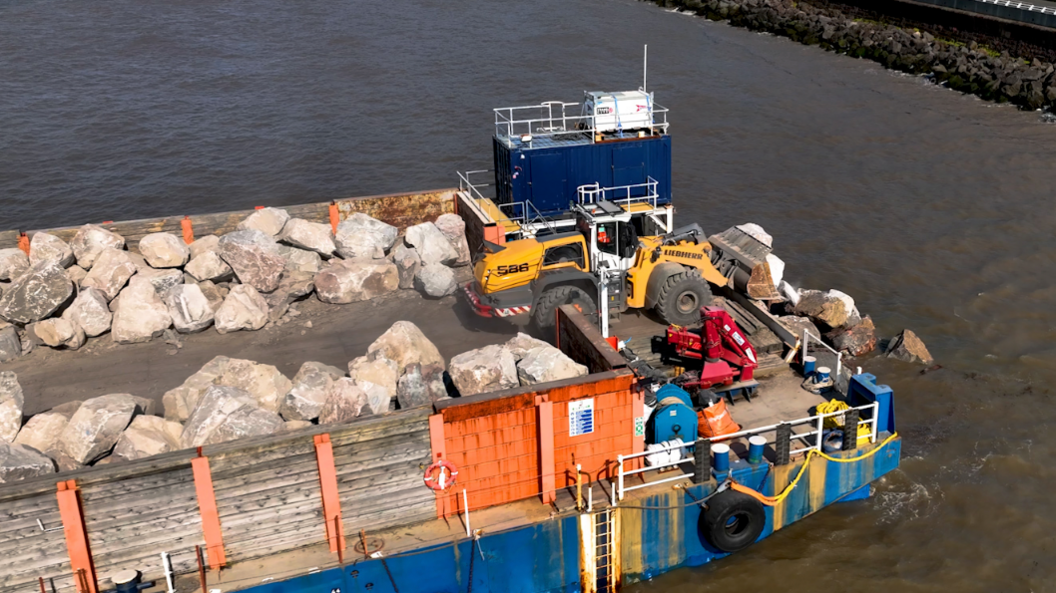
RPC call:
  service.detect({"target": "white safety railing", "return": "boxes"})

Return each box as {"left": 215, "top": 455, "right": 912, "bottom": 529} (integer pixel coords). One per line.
{"left": 457, "top": 169, "right": 525, "bottom": 228}
{"left": 577, "top": 177, "right": 660, "bottom": 209}
{"left": 493, "top": 100, "right": 670, "bottom": 146}
{"left": 974, "top": 0, "right": 1056, "bottom": 14}
{"left": 614, "top": 401, "right": 879, "bottom": 501}
{"left": 801, "top": 329, "right": 842, "bottom": 379}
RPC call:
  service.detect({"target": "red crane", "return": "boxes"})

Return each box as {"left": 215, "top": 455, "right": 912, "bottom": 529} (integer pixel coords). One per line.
{"left": 665, "top": 306, "right": 758, "bottom": 389}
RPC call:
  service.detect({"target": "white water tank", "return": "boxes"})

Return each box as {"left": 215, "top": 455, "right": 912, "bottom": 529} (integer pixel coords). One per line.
{"left": 583, "top": 90, "right": 653, "bottom": 133}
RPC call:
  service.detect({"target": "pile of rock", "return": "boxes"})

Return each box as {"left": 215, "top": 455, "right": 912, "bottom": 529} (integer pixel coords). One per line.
{"left": 0, "top": 209, "right": 470, "bottom": 359}
{"left": 448, "top": 333, "right": 588, "bottom": 395}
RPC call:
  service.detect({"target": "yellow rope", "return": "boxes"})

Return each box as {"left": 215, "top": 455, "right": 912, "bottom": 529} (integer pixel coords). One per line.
{"left": 729, "top": 432, "right": 899, "bottom": 507}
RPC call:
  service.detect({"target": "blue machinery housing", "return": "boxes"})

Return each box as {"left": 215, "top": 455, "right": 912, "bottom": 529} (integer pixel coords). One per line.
{"left": 246, "top": 375, "right": 899, "bottom": 593}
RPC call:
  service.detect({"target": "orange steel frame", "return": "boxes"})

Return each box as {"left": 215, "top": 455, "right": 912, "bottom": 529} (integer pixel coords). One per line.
{"left": 56, "top": 480, "right": 97, "bottom": 593}
{"left": 191, "top": 454, "right": 227, "bottom": 569}
{"left": 314, "top": 434, "right": 346, "bottom": 553}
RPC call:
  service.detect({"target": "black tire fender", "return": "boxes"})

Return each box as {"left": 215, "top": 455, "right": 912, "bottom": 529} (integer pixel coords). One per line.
{"left": 701, "top": 490, "right": 766, "bottom": 553}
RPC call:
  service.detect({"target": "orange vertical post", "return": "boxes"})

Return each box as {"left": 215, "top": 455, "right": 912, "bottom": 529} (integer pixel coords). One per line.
{"left": 18, "top": 232, "right": 30, "bottom": 256}
{"left": 180, "top": 216, "right": 195, "bottom": 244}
{"left": 56, "top": 480, "right": 97, "bottom": 593}
{"left": 537, "top": 397, "right": 556, "bottom": 504}
{"left": 329, "top": 202, "right": 340, "bottom": 235}
{"left": 313, "top": 434, "right": 345, "bottom": 553}
{"left": 191, "top": 454, "right": 227, "bottom": 569}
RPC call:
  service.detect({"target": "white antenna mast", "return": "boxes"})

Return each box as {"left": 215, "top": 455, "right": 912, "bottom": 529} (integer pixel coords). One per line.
{"left": 642, "top": 44, "right": 648, "bottom": 93}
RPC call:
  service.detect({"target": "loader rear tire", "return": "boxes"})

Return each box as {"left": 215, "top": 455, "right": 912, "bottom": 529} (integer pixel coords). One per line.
{"left": 531, "top": 285, "right": 597, "bottom": 341}
{"left": 655, "top": 270, "right": 712, "bottom": 326}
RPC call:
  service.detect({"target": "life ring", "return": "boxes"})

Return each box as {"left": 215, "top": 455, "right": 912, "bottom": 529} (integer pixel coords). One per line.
{"left": 701, "top": 490, "right": 766, "bottom": 553}
{"left": 423, "top": 459, "right": 459, "bottom": 491}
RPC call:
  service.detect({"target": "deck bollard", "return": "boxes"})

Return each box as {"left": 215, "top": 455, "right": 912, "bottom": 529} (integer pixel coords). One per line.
{"left": 712, "top": 443, "right": 730, "bottom": 474}
{"left": 694, "top": 439, "right": 710, "bottom": 483}
{"left": 748, "top": 436, "right": 766, "bottom": 464}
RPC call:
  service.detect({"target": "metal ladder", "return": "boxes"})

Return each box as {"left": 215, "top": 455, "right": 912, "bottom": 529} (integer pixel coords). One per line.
{"left": 594, "top": 510, "right": 615, "bottom": 593}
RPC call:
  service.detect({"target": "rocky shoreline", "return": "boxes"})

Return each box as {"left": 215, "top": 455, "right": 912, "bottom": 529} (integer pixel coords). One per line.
{"left": 649, "top": 0, "right": 1056, "bottom": 110}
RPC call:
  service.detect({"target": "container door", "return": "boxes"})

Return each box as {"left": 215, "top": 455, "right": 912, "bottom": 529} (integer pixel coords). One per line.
{"left": 529, "top": 152, "right": 567, "bottom": 214}
{"left": 612, "top": 145, "right": 645, "bottom": 190}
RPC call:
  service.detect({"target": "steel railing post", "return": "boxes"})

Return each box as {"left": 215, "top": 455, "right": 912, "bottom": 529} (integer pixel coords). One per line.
{"left": 617, "top": 455, "right": 625, "bottom": 501}
{"left": 816, "top": 414, "right": 825, "bottom": 452}
{"left": 872, "top": 402, "right": 879, "bottom": 443}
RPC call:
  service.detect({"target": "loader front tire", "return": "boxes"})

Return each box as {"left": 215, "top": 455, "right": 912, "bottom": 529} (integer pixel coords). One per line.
{"left": 654, "top": 270, "right": 712, "bottom": 326}
{"left": 531, "top": 285, "right": 598, "bottom": 341}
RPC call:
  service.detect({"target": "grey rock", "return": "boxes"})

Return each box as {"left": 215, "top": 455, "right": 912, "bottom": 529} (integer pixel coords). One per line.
{"left": 35, "top": 317, "right": 86, "bottom": 350}
{"left": 29, "top": 233, "right": 75, "bottom": 269}
{"left": 280, "top": 361, "right": 346, "bottom": 421}
{"left": 0, "top": 262, "right": 74, "bottom": 324}
{"left": 111, "top": 276, "right": 172, "bottom": 344}
{"left": 885, "top": 329, "right": 934, "bottom": 365}
{"left": 396, "top": 363, "right": 447, "bottom": 409}
{"left": 779, "top": 315, "right": 823, "bottom": 342}
{"left": 263, "top": 271, "right": 315, "bottom": 322}
{"left": 57, "top": 394, "right": 137, "bottom": 465}
{"left": 138, "top": 267, "right": 185, "bottom": 298}
{"left": 318, "top": 378, "right": 370, "bottom": 425}
{"left": 314, "top": 259, "right": 399, "bottom": 304}
{"left": 65, "top": 265, "right": 88, "bottom": 286}
{"left": 404, "top": 222, "right": 458, "bottom": 266}
{"left": 237, "top": 207, "right": 290, "bottom": 238}
{"left": 214, "top": 285, "right": 269, "bottom": 334}
{"left": 366, "top": 320, "right": 444, "bottom": 370}
{"left": 66, "top": 288, "right": 112, "bottom": 337}
{"left": 48, "top": 400, "right": 83, "bottom": 420}
{"left": 413, "top": 263, "right": 457, "bottom": 298}
{"left": 215, "top": 357, "right": 292, "bottom": 414}
{"left": 390, "top": 243, "right": 421, "bottom": 289}
{"left": 13, "top": 412, "right": 68, "bottom": 455}
{"left": 162, "top": 356, "right": 229, "bottom": 422}
{"left": 434, "top": 214, "right": 471, "bottom": 267}
{"left": 348, "top": 355, "right": 398, "bottom": 411}
{"left": 197, "top": 280, "right": 226, "bottom": 311}
{"left": 280, "top": 218, "right": 336, "bottom": 256}
{"left": 188, "top": 235, "right": 221, "bottom": 259}
{"left": 277, "top": 244, "right": 324, "bottom": 275}
{"left": 0, "top": 443, "right": 55, "bottom": 484}
{"left": 165, "top": 284, "right": 215, "bottom": 333}
{"left": 185, "top": 251, "right": 234, "bottom": 282}
{"left": 504, "top": 332, "right": 551, "bottom": 361}
{"left": 0, "top": 373, "right": 24, "bottom": 444}
{"left": 138, "top": 233, "right": 190, "bottom": 268}
{"left": 448, "top": 345, "right": 518, "bottom": 396}
{"left": 334, "top": 214, "right": 398, "bottom": 259}
{"left": 790, "top": 289, "right": 851, "bottom": 329}
{"left": 829, "top": 316, "right": 877, "bottom": 357}
{"left": 516, "top": 347, "right": 588, "bottom": 386}
{"left": 81, "top": 248, "right": 137, "bottom": 301}
{"left": 218, "top": 230, "right": 285, "bottom": 293}
{"left": 112, "top": 415, "right": 184, "bottom": 460}
{"left": 179, "top": 385, "right": 284, "bottom": 448}
{"left": 70, "top": 224, "right": 125, "bottom": 269}
{"left": 284, "top": 420, "right": 314, "bottom": 432}
{"left": 0, "top": 249, "right": 29, "bottom": 281}
{"left": 0, "top": 325, "right": 22, "bottom": 362}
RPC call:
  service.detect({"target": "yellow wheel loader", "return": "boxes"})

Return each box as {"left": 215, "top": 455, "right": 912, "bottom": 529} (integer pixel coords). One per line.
{"left": 462, "top": 204, "right": 735, "bottom": 333}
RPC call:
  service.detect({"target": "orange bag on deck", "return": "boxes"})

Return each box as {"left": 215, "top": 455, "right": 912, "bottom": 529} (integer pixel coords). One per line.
{"left": 698, "top": 399, "right": 741, "bottom": 438}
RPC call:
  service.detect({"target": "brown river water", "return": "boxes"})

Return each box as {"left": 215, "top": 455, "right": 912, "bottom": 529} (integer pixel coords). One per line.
{"left": 3, "top": 0, "right": 1056, "bottom": 590}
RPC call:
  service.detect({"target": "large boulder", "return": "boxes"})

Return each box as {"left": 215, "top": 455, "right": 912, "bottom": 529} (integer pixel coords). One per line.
{"left": 366, "top": 321, "right": 444, "bottom": 370}
{"left": 414, "top": 263, "right": 457, "bottom": 298}
{"left": 448, "top": 345, "right": 518, "bottom": 396}
{"left": 0, "top": 325, "right": 21, "bottom": 362}
{"left": 314, "top": 259, "right": 399, "bottom": 304}
{"left": 829, "top": 316, "right": 877, "bottom": 357}
{"left": 34, "top": 317, "right": 86, "bottom": 350}
{"left": 779, "top": 315, "right": 823, "bottom": 342}
{"left": 111, "top": 276, "right": 172, "bottom": 344}
{"left": 0, "top": 444, "right": 55, "bottom": 483}
{"left": 188, "top": 235, "right": 221, "bottom": 259}
{"left": 218, "top": 230, "right": 285, "bottom": 293}
{"left": 139, "top": 233, "right": 190, "bottom": 268}
{"left": 516, "top": 347, "right": 588, "bottom": 386}
{"left": 434, "top": 214, "right": 471, "bottom": 267}
{"left": 263, "top": 271, "right": 315, "bottom": 321}
{"left": 66, "top": 265, "right": 88, "bottom": 286}
{"left": 280, "top": 361, "right": 346, "bottom": 421}
{"left": 390, "top": 243, "right": 421, "bottom": 289}
{"left": 0, "top": 373, "right": 24, "bottom": 444}
{"left": 791, "top": 289, "right": 852, "bottom": 329}
{"left": 185, "top": 251, "right": 234, "bottom": 282}
{"left": 396, "top": 363, "right": 448, "bottom": 409}
{"left": 66, "top": 288, "right": 112, "bottom": 337}
{"left": 112, "top": 416, "right": 184, "bottom": 461}
{"left": 404, "top": 222, "right": 458, "bottom": 266}
{"left": 0, "top": 249, "right": 29, "bottom": 281}
{"left": 70, "top": 224, "right": 125, "bottom": 269}
{"left": 197, "top": 280, "right": 226, "bottom": 311}
{"left": 886, "top": 329, "right": 934, "bottom": 365}
{"left": 215, "top": 358, "right": 292, "bottom": 414}
{"left": 179, "top": 385, "right": 284, "bottom": 448}
{"left": 165, "top": 284, "right": 215, "bottom": 333}
{"left": 348, "top": 354, "right": 398, "bottom": 410}
{"left": 81, "top": 248, "right": 137, "bottom": 301}
{"left": 57, "top": 394, "right": 137, "bottom": 465}
{"left": 162, "top": 356, "right": 229, "bottom": 422}
{"left": 214, "top": 285, "right": 269, "bottom": 334}
{"left": 318, "top": 379, "right": 371, "bottom": 425}
{"left": 238, "top": 207, "right": 290, "bottom": 238}
{"left": 0, "top": 262, "right": 74, "bottom": 324}
{"left": 13, "top": 412, "right": 68, "bottom": 455}
{"left": 280, "top": 219, "right": 335, "bottom": 256}
{"left": 29, "top": 233, "right": 75, "bottom": 269}
{"left": 334, "top": 214, "right": 398, "bottom": 259}
{"left": 277, "top": 245, "right": 323, "bottom": 275}
{"left": 504, "top": 333, "right": 552, "bottom": 361}
{"left": 139, "top": 268, "right": 184, "bottom": 297}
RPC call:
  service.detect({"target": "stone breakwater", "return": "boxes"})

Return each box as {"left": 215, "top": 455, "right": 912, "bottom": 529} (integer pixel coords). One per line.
{"left": 649, "top": 0, "right": 1056, "bottom": 110}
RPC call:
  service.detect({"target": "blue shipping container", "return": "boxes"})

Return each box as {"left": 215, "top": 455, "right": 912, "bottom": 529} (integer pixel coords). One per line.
{"left": 492, "top": 135, "right": 672, "bottom": 217}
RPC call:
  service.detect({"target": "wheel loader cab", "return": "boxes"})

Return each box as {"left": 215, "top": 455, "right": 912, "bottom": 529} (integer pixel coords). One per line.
{"left": 575, "top": 212, "right": 639, "bottom": 273}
